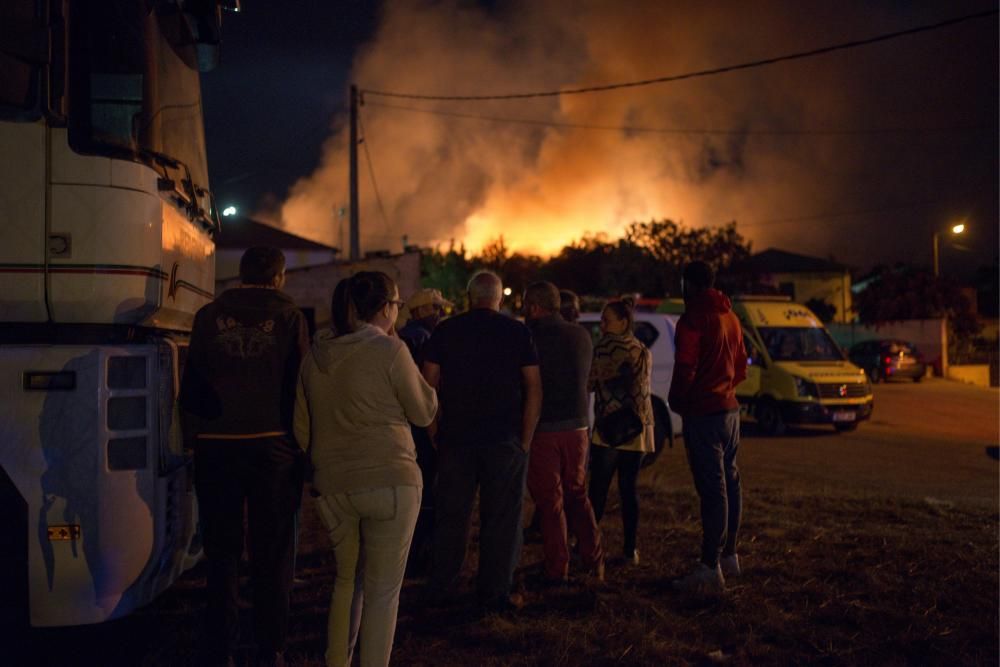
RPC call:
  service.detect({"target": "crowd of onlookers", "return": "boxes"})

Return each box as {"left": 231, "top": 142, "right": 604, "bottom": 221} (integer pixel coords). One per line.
{"left": 179, "top": 246, "right": 748, "bottom": 667}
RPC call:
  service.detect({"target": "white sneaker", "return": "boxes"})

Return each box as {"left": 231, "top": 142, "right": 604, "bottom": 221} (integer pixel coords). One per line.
{"left": 720, "top": 554, "right": 741, "bottom": 578}
{"left": 672, "top": 563, "right": 725, "bottom": 593}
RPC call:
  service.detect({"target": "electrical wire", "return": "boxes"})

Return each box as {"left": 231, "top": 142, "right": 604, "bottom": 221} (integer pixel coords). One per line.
{"left": 739, "top": 196, "right": 974, "bottom": 228}
{"left": 360, "top": 9, "right": 997, "bottom": 102}
{"left": 357, "top": 109, "right": 393, "bottom": 232}
{"left": 365, "top": 99, "right": 990, "bottom": 137}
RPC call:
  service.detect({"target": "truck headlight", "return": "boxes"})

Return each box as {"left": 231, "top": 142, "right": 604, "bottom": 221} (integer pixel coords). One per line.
{"left": 794, "top": 376, "right": 819, "bottom": 399}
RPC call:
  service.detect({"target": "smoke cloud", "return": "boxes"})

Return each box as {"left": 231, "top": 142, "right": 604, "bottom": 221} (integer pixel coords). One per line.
{"left": 276, "top": 1, "right": 997, "bottom": 269}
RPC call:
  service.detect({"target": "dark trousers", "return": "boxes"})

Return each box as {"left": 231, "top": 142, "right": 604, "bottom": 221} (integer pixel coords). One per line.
{"left": 406, "top": 426, "right": 437, "bottom": 574}
{"left": 194, "top": 436, "right": 304, "bottom": 658}
{"left": 430, "top": 439, "right": 528, "bottom": 605}
{"left": 682, "top": 410, "right": 742, "bottom": 568}
{"left": 588, "top": 445, "right": 643, "bottom": 557}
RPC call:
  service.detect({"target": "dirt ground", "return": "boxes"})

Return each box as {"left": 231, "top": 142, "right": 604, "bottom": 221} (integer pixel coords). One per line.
{"left": 4, "top": 378, "right": 997, "bottom": 666}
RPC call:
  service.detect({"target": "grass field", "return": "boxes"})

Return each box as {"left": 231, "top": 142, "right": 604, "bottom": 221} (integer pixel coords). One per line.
{"left": 8, "top": 380, "right": 999, "bottom": 666}
{"left": 95, "top": 457, "right": 996, "bottom": 667}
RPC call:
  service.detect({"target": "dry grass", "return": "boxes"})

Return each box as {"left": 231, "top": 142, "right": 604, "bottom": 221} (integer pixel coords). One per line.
{"left": 6, "top": 465, "right": 998, "bottom": 667}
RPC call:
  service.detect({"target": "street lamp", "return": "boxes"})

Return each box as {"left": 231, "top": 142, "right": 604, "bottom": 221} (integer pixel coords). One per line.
{"left": 933, "top": 222, "right": 966, "bottom": 277}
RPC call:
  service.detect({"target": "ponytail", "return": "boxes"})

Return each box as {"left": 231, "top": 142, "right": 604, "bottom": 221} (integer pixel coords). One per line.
{"left": 330, "top": 271, "right": 396, "bottom": 336}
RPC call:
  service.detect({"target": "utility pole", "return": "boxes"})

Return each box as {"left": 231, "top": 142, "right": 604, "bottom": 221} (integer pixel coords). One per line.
{"left": 349, "top": 84, "right": 360, "bottom": 260}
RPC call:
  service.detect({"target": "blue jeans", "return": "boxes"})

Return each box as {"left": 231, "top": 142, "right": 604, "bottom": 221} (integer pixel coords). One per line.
{"left": 682, "top": 410, "right": 742, "bottom": 568}
{"left": 430, "top": 439, "right": 528, "bottom": 606}
{"left": 315, "top": 485, "right": 421, "bottom": 667}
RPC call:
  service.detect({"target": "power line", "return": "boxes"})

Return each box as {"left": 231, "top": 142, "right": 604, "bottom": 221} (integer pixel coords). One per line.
{"left": 357, "top": 109, "right": 392, "bottom": 232}
{"left": 739, "top": 197, "right": 963, "bottom": 228}
{"left": 361, "top": 9, "right": 996, "bottom": 102}
{"left": 365, "top": 99, "right": 989, "bottom": 137}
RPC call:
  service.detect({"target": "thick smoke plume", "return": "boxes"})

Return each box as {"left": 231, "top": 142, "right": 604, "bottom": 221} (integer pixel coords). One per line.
{"left": 277, "top": 1, "right": 997, "bottom": 268}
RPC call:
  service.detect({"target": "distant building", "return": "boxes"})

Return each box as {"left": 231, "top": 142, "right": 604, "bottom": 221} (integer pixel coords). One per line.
{"left": 218, "top": 250, "right": 422, "bottom": 336}
{"left": 215, "top": 216, "right": 339, "bottom": 282}
{"left": 733, "top": 248, "right": 853, "bottom": 323}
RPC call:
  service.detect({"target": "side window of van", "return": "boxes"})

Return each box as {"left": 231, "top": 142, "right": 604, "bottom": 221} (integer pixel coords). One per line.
{"left": 577, "top": 319, "right": 659, "bottom": 350}
{"left": 580, "top": 320, "right": 602, "bottom": 347}
{"left": 633, "top": 322, "right": 659, "bottom": 349}
{"left": 744, "top": 333, "right": 764, "bottom": 367}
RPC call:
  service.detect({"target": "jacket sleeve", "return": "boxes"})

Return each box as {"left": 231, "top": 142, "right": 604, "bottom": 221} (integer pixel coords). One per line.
{"left": 732, "top": 327, "right": 748, "bottom": 388}
{"left": 669, "top": 316, "right": 701, "bottom": 415}
{"left": 293, "top": 364, "right": 311, "bottom": 454}
{"left": 391, "top": 344, "right": 438, "bottom": 428}
{"left": 178, "top": 308, "right": 216, "bottom": 437}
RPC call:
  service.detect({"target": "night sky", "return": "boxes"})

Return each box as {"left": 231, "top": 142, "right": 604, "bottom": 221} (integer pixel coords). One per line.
{"left": 201, "top": 2, "right": 998, "bottom": 281}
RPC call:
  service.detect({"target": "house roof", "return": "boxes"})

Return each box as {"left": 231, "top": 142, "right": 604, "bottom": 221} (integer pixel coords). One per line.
{"left": 740, "top": 248, "right": 847, "bottom": 274}
{"left": 215, "top": 217, "right": 337, "bottom": 252}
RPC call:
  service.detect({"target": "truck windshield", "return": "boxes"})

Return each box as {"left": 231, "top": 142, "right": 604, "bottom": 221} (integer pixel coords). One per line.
{"left": 68, "top": 3, "right": 210, "bottom": 192}
{"left": 758, "top": 326, "right": 845, "bottom": 362}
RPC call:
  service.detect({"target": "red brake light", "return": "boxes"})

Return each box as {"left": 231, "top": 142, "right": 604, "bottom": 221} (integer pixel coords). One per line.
{"left": 884, "top": 356, "right": 892, "bottom": 364}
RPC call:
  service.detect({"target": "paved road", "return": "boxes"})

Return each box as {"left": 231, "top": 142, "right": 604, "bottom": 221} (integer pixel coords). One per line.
{"left": 649, "top": 378, "right": 999, "bottom": 508}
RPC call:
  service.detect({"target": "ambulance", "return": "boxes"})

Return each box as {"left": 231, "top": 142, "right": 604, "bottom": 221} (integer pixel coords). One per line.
{"left": 733, "top": 297, "right": 874, "bottom": 434}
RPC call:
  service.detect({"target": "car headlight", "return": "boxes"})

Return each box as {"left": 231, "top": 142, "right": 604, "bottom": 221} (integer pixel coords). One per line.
{"left": 794, "top": 376, "right": 819, "bottom": 399}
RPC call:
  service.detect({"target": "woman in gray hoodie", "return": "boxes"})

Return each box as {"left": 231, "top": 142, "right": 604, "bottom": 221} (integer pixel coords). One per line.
{"left": 294, "top": 272, "right": 437, "bottom": 667}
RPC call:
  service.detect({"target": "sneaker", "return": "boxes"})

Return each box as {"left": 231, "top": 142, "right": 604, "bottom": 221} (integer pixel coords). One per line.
{"left": 254, "top": 652, "right": 286, "bottom": 667}
{"left": 481, "top": 592, "right": 525, "bottom": 616}
{"left": 672, "top": 563, "right": 725, "bottom": 593}
{"left": 720, "top": 554, "right": 741, "bottom": 578}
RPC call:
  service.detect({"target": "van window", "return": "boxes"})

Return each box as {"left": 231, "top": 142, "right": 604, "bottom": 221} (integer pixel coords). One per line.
{"left": 759, "top": 326, "right": 845, "bottom": 362}
{"left": 633, "top": 322, "right": 659, "bottom": 349}
{"left": 580, "top": 319, "right": 659, "bottom": 350}
{"left": 744, "top": 334, "right": 764, "bottom": 367}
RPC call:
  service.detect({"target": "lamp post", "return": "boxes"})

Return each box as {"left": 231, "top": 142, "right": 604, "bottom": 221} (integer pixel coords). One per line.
{"left": 932, "top": 222, "right": 966, "bottom": 277}
{"left": 932, "top": 222, "right": 967, "bottom": 379}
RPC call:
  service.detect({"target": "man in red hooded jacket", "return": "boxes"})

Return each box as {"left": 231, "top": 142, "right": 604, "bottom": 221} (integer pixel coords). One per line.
{"left": 668, "top": 260, "right": 747, "bottom": 593}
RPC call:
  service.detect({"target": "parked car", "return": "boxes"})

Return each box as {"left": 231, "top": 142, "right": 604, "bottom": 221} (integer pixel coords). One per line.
{"left": 848, "top": 339, "right": 927, "bottom": 383}
{"left": 578, "top": 312, "right": 680, "bottom": 467}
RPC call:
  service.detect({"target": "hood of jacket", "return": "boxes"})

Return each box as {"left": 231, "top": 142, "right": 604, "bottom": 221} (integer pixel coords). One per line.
{"left": 311, "top": 323, "right": 386, "bottom": 374}
{"left": 686, "top": 287, "right": 733, "bottom": 315}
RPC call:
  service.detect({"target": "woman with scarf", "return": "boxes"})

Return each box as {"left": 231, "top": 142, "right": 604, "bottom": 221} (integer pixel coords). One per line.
{"left": 587, "top": 298, "right": 654, "bottom": 565}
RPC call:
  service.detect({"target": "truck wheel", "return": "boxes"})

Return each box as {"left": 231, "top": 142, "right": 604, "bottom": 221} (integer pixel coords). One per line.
{"left": 643, "top": 396, "right": 672, "bottom": 469}
{"left": 755, "top": 398, "right": 786, "bottom": 436}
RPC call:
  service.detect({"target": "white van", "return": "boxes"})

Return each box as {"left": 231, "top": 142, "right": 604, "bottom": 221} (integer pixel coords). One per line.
{"left": 578, "top": 312, "right": 681, "bottom": 465}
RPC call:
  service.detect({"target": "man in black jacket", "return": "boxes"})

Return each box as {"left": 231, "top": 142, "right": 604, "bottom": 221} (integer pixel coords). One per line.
{"left": 180, "top": 247, "right": 309, "bottom": 667}
{"left": 524, "top": 282, "right": 604, "bottom": 584}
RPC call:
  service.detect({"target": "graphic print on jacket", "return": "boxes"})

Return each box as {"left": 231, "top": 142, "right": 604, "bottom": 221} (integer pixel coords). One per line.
{"left": 215, "top": 316, "right": 278, "bottom": 359}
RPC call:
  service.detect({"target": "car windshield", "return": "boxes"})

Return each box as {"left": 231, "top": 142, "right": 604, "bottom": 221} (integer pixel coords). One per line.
{"left": 759, "top": 326, "right": 845, "bottom": 362}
